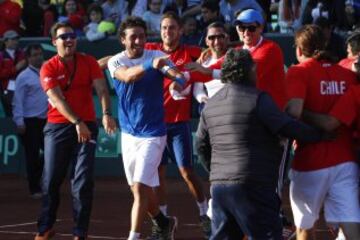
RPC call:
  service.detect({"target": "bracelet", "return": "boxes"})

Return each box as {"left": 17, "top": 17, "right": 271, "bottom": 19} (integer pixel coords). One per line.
{"left": 142, "top": 58, "right": 154, "bottom": 71}
{"left": 74, "top": 118, "right": 82, "bottom": 125}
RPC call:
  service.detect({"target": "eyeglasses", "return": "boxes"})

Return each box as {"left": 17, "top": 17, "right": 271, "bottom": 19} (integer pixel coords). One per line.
{"left": 207, "top": 34, "right": 226, "bottom": 41}
{"left": 236, "top": 25, "right": 257, "bottom": 33}
{"left": 56, "top": 32, "right": 77, "bottom": 40}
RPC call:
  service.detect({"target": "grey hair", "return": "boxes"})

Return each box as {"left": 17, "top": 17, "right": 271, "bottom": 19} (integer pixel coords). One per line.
{"left": 221, "top": 48, "right": 255, "bottom": 85}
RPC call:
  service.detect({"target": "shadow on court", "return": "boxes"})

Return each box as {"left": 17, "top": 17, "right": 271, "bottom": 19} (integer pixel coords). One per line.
{"left": 0, "top": 175, "right": 333, "bottom": 240}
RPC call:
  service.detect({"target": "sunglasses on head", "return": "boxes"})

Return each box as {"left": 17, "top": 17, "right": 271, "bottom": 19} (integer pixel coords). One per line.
{"left": 236, "top": 25, "right": 257, "bottom": 33}
{"left": 207, "top": 34, "right": 226, "bottom": 41}
{"left": 56, "top": 32, "right": 77, "bottom": 40}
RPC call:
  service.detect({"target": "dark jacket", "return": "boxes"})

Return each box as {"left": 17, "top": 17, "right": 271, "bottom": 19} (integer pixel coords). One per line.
{"left": 196, "top": 83, "right": 322, "bottom": 188}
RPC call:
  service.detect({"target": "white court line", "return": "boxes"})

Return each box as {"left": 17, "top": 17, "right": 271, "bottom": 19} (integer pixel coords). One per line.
{"left": 0, "top": 230, "right": 127, "bottom": 239}
{"left": 0, "top": 221, "right": 38, "bottom": 229}
{"left": 0, "top": 219, "right": 68, "bottom": 229}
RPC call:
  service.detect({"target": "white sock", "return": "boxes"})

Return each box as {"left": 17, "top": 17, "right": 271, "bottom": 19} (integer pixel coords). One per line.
{"left": 159, "top": 205, "right": 168, "bottom": 216}
{"left": 197, "top": 199, "right": 208, "bottom": 216}
{"left": 128, "top": 231, "right": 140, "bottom": 240}
{"left": 207, "top": 198, "right": 213, "bottom": 219}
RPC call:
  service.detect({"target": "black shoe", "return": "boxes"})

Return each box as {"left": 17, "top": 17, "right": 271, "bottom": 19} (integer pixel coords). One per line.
{"left": 160, "top": 216, "right": 177, "bottom": 240}
{"left": 147, "top": 219, "right": 161, "bottom": 240}
{"left": 199, "top": 215, "right": 211, "bottom": 239}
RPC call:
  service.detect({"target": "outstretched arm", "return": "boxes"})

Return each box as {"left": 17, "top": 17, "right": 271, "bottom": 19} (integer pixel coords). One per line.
{"left": 97, "top": 55, "right": 113, "bottom": 70}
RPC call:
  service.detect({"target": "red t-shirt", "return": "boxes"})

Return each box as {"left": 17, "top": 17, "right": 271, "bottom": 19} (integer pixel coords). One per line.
{"left": 338, "top": 57, "right": 356, "bottom": 70}
{"left": 287, "top": 58, "right": 357, "bottom": 171}
{"left": 331, "top": 85, "right": 360, "bottom": 130}
{"left": 237, "top": 39, "right": 286, "bottom": 109}
{"left": 40, "top": 52, "right": 104, "bottom": 123}
{"left": 145, "top": 43, "right": 201, "bottom": 123}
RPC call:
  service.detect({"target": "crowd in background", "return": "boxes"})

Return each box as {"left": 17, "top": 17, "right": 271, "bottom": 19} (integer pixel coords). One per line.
{"left": 1, "top": 1, "right": 360, "bottom": 239}
{"left": 0, "top": 0, "right": 360, "bottom": 43}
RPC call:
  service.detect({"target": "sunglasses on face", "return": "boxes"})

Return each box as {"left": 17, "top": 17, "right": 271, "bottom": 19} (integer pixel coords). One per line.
{"left": 236, "top": 25, "right": 257, "bottom": 33}
{"left": 56, "top": 32, "right": 77, "bottom": 40}
{"left": 207, "top": 34, "right": 226, "bottom": 41}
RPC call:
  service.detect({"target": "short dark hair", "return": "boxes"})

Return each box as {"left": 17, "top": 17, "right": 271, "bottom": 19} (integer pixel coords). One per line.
{"left": 161, "top": 11, "right": 182, "bottom": 27}
{"left": 118, "top": 16, "right": 147, "bottom": 38}
{"left": 221, "top": 48, "right": 255, "bottom": 84}
{"left": 87, "top": 3, "right": 103, "bottom": 17}
{"left": 25, "top": 44, "right": 43, "bottom": 57}
{"left": 346, "top": 30, "right": 360, "bottom": 56}
{"left": 50, "top": 22, "right": 73, "bottom": 39}
{"left": 206, "top": 21, "right": 227, "bottom": 36}
{"left": 201, "top": 0, "right": 220, "bottom": 13}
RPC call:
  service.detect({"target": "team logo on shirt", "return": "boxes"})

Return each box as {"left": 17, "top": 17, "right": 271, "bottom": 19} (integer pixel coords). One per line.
{"left": 43, "top": 77, "right": 52, "bottom": 82}
{"left": 175, "top": 59, "right": 185, "bottom": 66}
{"left": 113, "top": 60, "right": 122, "bottom": 69}
{"left": 320, "top": 81, "right": 346, "bottom": 95}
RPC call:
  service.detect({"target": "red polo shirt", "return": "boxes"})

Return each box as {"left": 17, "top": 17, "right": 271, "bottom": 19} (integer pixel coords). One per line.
{"left": 40, "top": 52, "right": 104, "bottom": 123}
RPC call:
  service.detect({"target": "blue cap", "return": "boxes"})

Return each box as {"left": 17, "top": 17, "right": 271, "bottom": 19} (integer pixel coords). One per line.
{"left": 234, "top": 9, "right": 264, "bottom": 25}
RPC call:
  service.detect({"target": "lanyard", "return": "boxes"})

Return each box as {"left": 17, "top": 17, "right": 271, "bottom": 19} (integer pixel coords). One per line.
{"left": 60, "top": 55, "right": 77, "bottom": 92}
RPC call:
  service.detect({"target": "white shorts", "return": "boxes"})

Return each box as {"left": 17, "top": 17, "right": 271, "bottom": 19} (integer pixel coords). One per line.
{"left": 121, "top": 132, "right": 166, "bottom": 187}
{"left": 289, "top": 162, "right": 360, "bottom": 229}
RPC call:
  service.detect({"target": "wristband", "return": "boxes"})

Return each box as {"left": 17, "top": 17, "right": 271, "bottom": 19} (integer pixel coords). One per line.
{"left": 166, "top": 59, "right": 176, "bottom": 68}
{"left": 174, "top": 77, "right": 186, "bottom": 87}
{"left": 142, "top": 58, "right": 154, "bottom": 71}
{"left": 161, "top": 65, "right": 171, "bottom": 75}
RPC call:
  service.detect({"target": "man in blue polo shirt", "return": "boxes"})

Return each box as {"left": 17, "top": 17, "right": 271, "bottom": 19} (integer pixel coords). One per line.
{"left": 108, "top": 16, "right": 186, "bottom": 240}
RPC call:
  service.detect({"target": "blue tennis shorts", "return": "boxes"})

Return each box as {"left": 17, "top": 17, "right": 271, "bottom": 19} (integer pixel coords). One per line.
{"left": 161, "top": 121, "right": 193, "bottom": 168}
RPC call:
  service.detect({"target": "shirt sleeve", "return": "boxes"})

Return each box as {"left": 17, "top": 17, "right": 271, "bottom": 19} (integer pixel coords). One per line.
{"left": 330, "top": 87, "right": 357, "bottom": 126}
{"left": 193, "top": 82, "right": 207, "bottom": 103}
{"left": 12, "top": 72, "right": 26, "bottom": 126}
{"left": 286, "top": 65, "right": 307, "bottom": 99}
{"left": 256, "top": 92, "right": 292, "bottom": 134}
{"left": 107, "top": 54, "right": 126, "bottom": 78}
{"left": 257, "top": 92, "right": 322, "bottom": 142}
{"left": 40, "top": 62, "right": 59, "bottom": 92}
